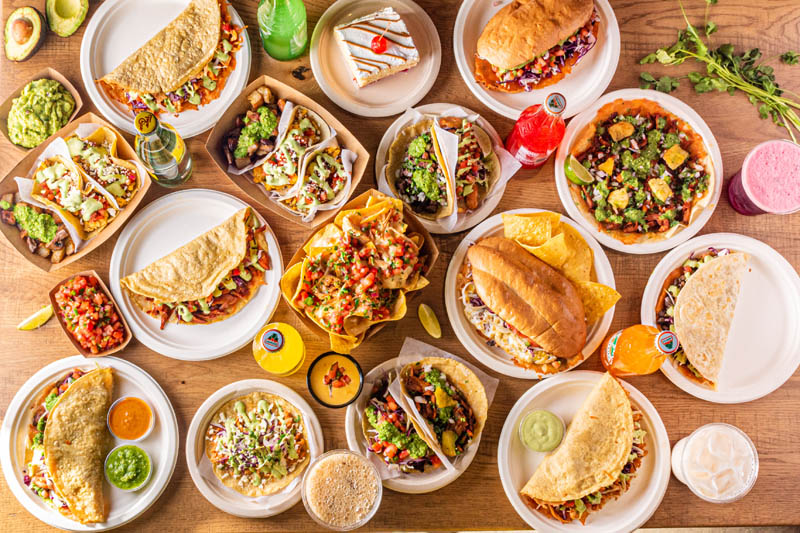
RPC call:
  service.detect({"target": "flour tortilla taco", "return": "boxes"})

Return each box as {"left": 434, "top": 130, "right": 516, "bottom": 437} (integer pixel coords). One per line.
{"left": 205, "top": 392, "right": 310, "bottom": 496}
{"left": 399, "top": 357, "right": 488, "bottom": 458}
{"left": 120, "top": 208, "right": 271, "bottom": 329}
{"left": 385, "top": 119, "right": 455, "bottom": 220}
{"left": 24, "top": 368, "right": 113, "bottom": 524}
{"left": 521, "top": 373, "right": 647, "bottom": 524}
{"left": 279, "top": 144, "right": 350, "bottom": 218}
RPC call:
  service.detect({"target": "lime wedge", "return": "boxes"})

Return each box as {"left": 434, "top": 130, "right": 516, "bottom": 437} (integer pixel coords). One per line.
{"left": 565, "top": 155, "right": 595, "bottom": 185}
{"left": 417, "top": 303, "right": 442, "bottom": 339}
{"left": 17, "top": 305, "right": 54, "bottom": 330}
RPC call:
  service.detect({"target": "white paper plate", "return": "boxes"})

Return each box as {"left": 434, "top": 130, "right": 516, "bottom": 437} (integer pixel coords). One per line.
{"left": 185, "top": 379, "right": 324, "bottom": 517}
{"left": 554, "top": 88, "right": 723, "bottom": 255}
{"left": 498, "top": 371, "right": 670, "bottom": 533}
{"left": 344, "top": 357, "right": 474, "bottom": 493}
{"left": 453, "top": 0, "right": 619, "bottom": 120}
{"left": 445, "top": 209, "right": 616, "bottom": 379}
{"left": 640, "top": 233, "right": 800, "bottom": 403}
{"left": 80, "top": 0, "right": 251, "bottom": 138}
{"left": 109, "top": 189, "right": 284, "bottom": 361}
{"left": 375, "top": 103, "right": 507, "bottom": 234}
{"left": 0, "top": 355, "right": 179, "bottom": 531}
{"left": 309, "top": 0, "right": 441, "bottom": 117}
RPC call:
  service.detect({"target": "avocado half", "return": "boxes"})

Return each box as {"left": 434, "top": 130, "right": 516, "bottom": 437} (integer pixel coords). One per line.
{"left": 46, "top": 0, "right": 88, "bottom": 38}
{"left": 4, "top": 7, "right": 45, "bottom": 62}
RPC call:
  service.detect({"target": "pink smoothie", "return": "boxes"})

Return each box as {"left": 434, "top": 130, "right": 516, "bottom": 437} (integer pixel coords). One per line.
{"left": 742, "top": 140, "right": 800, "bottom": 213}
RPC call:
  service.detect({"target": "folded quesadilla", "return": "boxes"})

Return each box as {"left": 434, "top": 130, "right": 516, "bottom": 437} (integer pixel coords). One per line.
{"left": 98, "top": 0, "right": 242, "bottom": 115}
{"left": 672, "top": 252, "right": 749, "bottom": 387}
{"left": 521, "top": 373, "right": 647, "bottom": 524}
{"left": 24, "top": 368, "right": 113, "bottom": 524}
{"left": 120, "top": 207, "right": 271, "bottom": 329}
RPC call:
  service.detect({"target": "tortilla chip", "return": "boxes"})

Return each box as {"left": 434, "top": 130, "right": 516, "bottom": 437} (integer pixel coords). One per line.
{"left": 280, "top": 262, "right": 305, "bottom": 311}
{"left": 554, "top": 224, "right": 593, "bottom": 283}
{"left": 517, "top": 233, "right": 570, "bottom": 270}
{"left": 502, "top": 212, "right": 560, "bottom": 246}
{"left": 303, "top": 224, "right": 344, "bottom": 254}
{"left": 573, "top": 281, "right": 621, "bottom": 324}
{"left": 330, "top": 331, "right": 361, "bottom": 353}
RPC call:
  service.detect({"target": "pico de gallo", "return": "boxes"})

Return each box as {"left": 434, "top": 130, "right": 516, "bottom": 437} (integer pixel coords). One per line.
{"left": 54, "top": 275, "right": 126, "bottom": 354}
{"left": 439, "top": 117, "right": 493, "bottom": 212}
{"left": 65, "top": 135, "right": 139, "bottom": 207}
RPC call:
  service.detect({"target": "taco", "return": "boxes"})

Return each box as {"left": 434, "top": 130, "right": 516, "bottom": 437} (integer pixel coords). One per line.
{"left": 205, "top": 392, "right": 310, "bottom": 496}
{"left": 98, "top": 0, "right": 243, "bottom": 115}
{"left": 568, "top": 98, "right": 714, "bottom": 245}
{"left": 24, "top": 368, "right": 113, "bottom": 524}
{"left": 399, "top": 357, "right": 488, "bottom": 458}
{"left": 385, "top": 119, "right": 455, "bottom": 220}
{"left": 521, "top": 373, "right": 647, "bottom": 524}
{"left": 252, "top": 105, "right": 330, "bottom": 194}
{"left": 437, "top": 117, "right": 501, "bottom": 212}
{"left": 31, "top": 154, "right": 119, "bottom": 239}
{"left": 362, "top": 371, "right": 442, "bottom": 473}
{"left": 64, "top": 127, "right": 141, "bottom": 207}
{"left": 120, "top": 208, "right": 271, "bottom": 329}
{"left": 279, "top": 145, "right": 351, "bottom": 218}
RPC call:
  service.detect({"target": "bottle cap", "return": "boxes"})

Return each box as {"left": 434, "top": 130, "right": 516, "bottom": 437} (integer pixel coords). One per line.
{"left": 134, "top": 111, "right": 157, "bottom": 134}
{"left": 253, "top": 322, "right": 306, "bottom": 376}
{"left": 656, "top": 330, "right": 679, "bottom": 354}
{"left": 545, "top": 93, "right": 567, "bottom": 115}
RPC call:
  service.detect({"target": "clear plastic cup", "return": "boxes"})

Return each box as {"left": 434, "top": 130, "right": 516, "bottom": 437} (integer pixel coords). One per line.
{"left": 727, "top": 139, "right": 800, "bottom": 216}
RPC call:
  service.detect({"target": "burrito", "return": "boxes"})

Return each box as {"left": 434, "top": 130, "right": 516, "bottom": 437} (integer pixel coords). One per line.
{"left": 24, "top": 368, "right": 113, "bottom": 524}
{"left": 98, "top": 0, "right": 243, "bottom": 115}
{"left": 120, "top": 208, "right": 271, "bottom": 329}
{"left": 521, "top": 373, "right": 647, "bottom": 524}
{"left": 399, "top": 357, "right": 488, "bottom": 458}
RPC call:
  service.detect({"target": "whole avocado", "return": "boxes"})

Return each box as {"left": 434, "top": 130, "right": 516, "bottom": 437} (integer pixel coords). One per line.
{"left": 46, "top": 0, "right": 88, "bottom": 38}
{"left": 4, "top": 7, "right": 45, "bottom": 62}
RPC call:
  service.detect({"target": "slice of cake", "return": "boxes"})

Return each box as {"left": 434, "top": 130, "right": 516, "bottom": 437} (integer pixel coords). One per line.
{"left": 334, "top": 7, "right": 420, "bottom": 88}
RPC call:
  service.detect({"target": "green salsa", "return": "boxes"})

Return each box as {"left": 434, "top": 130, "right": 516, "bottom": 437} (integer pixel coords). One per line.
{"left": 12, "top": 203, "right": 58, "bottom": 243}
{"left": 518, "top": 410, "right": 564, "bottom": 452}
{"left": 7, "top": 79, "right": 75, "bottom": 149}
{"left": 105, "top": 445, "right": 151, "bottom": 490}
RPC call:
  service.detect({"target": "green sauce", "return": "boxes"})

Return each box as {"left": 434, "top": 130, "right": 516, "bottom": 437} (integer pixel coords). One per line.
{"left": 12, "top": 204, "right": 57, "bottom": 243}
{"left": 7, "top": 79, "right": 75, "bottom": 149}
{"left": 519, "top": 410, "right": 564, "bottom": 452}
{"left": 105, "top": 445, "right": 151, "bottom": 490}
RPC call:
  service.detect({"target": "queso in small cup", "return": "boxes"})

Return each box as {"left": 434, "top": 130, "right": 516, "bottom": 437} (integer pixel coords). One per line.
{"left": 307, "top": 352, "right": 363, "bottom": 408}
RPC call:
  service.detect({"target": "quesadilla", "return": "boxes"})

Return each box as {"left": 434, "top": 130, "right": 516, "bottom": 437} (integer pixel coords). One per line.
{"left": 458, "top": 236, "right": 587, "bottom": 373}
{"left": 205, "top": 392, "right": 310, "bottom": 496}
{"left": 98, "top": 0, "right": 242, "bottom": 115}
{"left": 521, "top": 373, "right": 647, "bottom": 524}
{"left": 672, "top": 252, "right": 749, "bottom": 387}
{"left": 120, "top": 207, "right": 271, "bottom": 329}
{"left": 399, "top": 357, "right": 488, "bottom": 458}
{"left": 24, "top": 368, "right": 113, "bottom": 524}
{"left": 474, "top": 0, "right": 599, "bottom": 93}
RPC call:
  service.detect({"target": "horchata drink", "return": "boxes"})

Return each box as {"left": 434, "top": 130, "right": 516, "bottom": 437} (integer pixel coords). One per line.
{"left": 727, "top": 139, "right": 800, "bottom": 215}
{"left": 671, "top": 423, "right": 758, "bottom": 503}
{"left": 302, "top": 450, "right": 382, "bottom": 530}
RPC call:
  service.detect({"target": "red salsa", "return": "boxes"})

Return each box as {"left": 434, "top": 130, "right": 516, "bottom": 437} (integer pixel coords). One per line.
{"left": 54, "top": 275, "right": 126, "bottom": 354}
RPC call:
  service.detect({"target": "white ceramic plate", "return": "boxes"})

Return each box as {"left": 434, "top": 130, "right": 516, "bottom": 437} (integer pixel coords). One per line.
{"left": 344, "top": 357, "right": 474, "bottom": 493}
{"left": 185, "top": 379, "right": 324, "bottom": 517}
{"left": 640, "top": 233, "right": 800, "bottom": 403}
{"left": 309, "top": 0, "right": 441, "bottom": 117}
{"left": 109, "top": 189, "right": 284, "bottom": 361}
{"left": 0, "top": 355, "right": 179, "bottom": 531}
{"left": 445, "top": 209, "right": 616, "bottom": 379}
{"left": 554, "top": 88, "right": 723, "bottom": 255}
{"left": 498, "top": 371, "right": 670, "bottom": 533}
{"left": 375, "top": 103, "right": 507, "bottom": 234}
{"left": 80, "top": 0, "right": 251, "bottom": 138}
{"left": 453, "top": 0, "right": 619, "bottom": 120}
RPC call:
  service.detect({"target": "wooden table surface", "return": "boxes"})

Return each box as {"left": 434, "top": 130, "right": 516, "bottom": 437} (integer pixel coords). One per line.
{"left": 2, "top": 0, "right": 800, "bottom": 531}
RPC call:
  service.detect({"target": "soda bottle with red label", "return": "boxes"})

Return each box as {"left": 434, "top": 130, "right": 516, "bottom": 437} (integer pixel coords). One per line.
{"left": 505, "top": 92, "right": 566, "bottom": 169}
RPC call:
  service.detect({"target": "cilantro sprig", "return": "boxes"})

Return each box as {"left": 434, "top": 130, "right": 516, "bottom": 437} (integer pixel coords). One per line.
{"left": 639, "top": 0, "right": 800, "bottom": 142}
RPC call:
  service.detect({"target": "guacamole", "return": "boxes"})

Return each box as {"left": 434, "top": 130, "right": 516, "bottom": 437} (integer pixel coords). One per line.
{"left": 234, "top": 106, "right": 278, "bottom": 159}
{"left": 7, "top": 79, "right": 75, "bottom": 148}
{"left": 105, "top": 445, "right": 151, "bottom": 490}
{"left": 12, "top": 203, "right": 57, "bottom": 243}
{"left": 366, "top": 405, "right": 430, "bottom": 459}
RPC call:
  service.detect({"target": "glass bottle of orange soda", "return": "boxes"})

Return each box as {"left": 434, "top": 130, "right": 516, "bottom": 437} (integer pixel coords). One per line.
{"left": 600, "top": 324, "right": 679, "bottom": 377}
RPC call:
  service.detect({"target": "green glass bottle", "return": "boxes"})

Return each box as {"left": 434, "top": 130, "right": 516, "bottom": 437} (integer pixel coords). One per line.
{"left": 133, "top": 112, "right": 193, "bottom": 187}
{"left": 258, "top": 0, "right": 308, "bottom": 61}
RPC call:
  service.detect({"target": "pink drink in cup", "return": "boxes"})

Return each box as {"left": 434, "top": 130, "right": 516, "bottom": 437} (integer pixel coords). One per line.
{"left": 727, "top": 140, "right": 800, "bottom": 215}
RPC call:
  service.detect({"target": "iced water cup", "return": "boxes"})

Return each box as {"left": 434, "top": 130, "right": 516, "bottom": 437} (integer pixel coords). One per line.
{"left": 727, "top": 139, "right": 800, "bottom": 215}
{"left": 671, "top": 423, "right": 758, "bottom": 503}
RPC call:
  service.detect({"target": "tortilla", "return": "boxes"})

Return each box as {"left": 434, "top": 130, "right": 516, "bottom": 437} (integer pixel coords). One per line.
{"left": 206, "top": 392, "right": 310, "bottom": 496}
{"left": 98, "top": 0, "right": 221, "bottom": 95}
{"left": 43, "top": 368, "right": 113, "bottom": 524}
{"left": 521, "top": 373, "right": 632, "bottom": 503}
{"left": 673, "top": 252, "right": 749, "bottom": 385}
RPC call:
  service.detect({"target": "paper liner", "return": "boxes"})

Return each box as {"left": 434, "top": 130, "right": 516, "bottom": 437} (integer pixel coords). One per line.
{"left": 13, "top": 176, "right": 84, "bottom": 251}
{"left": 226, "top": 101, "right": 295, "bottom": 176}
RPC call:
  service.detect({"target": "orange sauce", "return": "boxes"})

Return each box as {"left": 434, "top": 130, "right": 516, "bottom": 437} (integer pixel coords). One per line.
{"left": 108, "top": 397, "right": 152, "bottom": 440}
